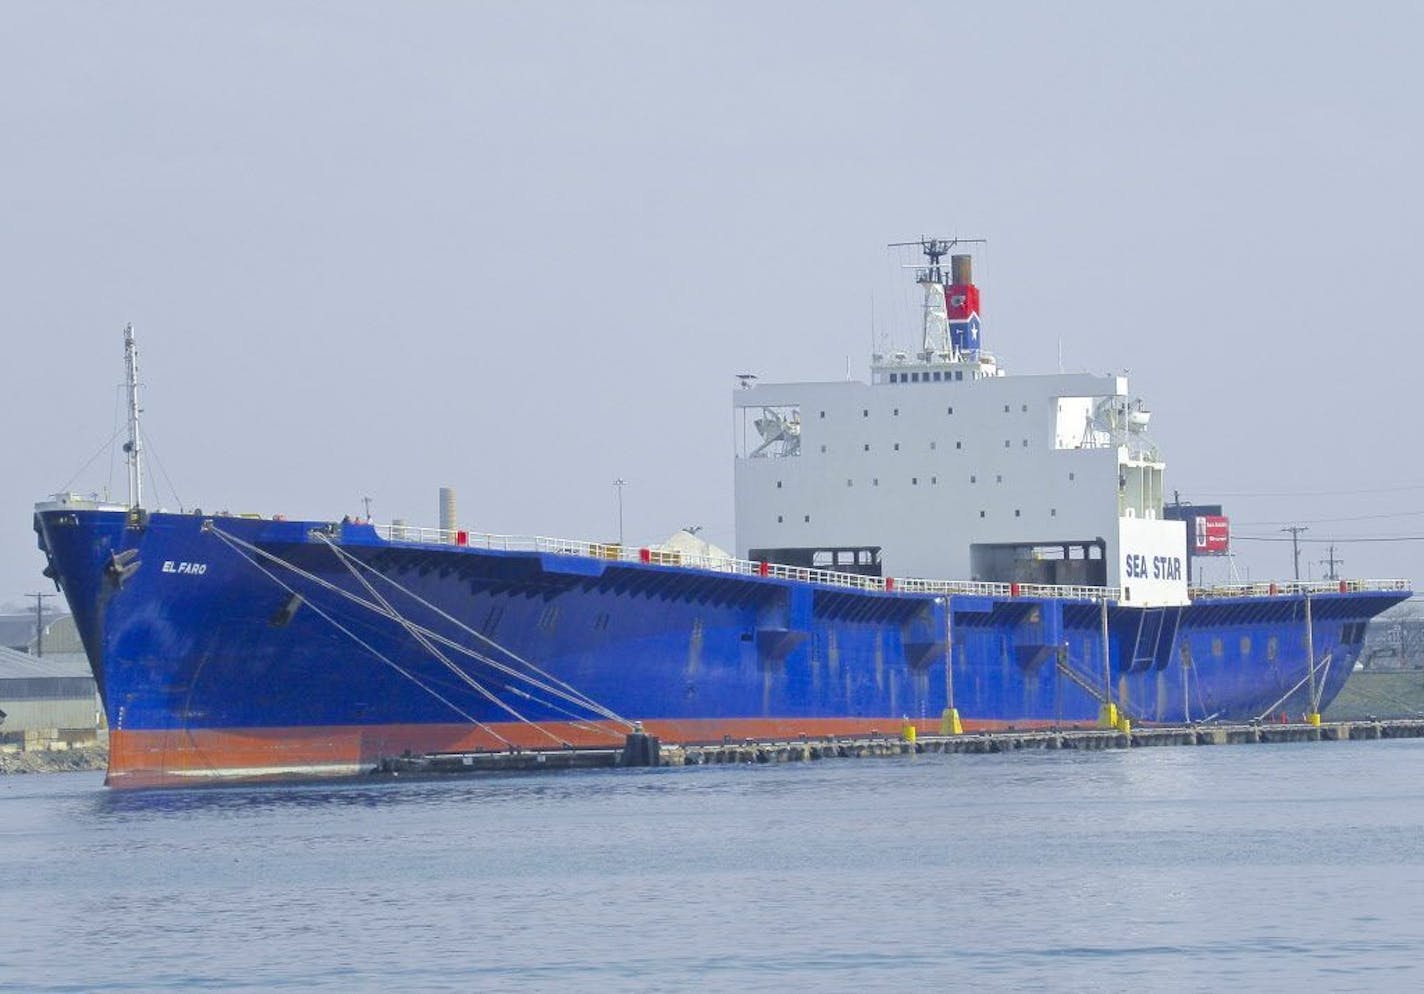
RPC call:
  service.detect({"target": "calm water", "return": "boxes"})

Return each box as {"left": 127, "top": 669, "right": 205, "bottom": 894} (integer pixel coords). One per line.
{"left": 3, "top": 742, "right": 1423, "bottom": 993}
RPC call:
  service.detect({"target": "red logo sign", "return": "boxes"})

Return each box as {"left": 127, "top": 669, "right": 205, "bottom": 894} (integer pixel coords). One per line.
{"left": 1193, "top": 515, "right": 1229, "bottom": 554}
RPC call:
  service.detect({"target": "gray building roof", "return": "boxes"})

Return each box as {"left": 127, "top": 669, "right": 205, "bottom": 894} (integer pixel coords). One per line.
{"left": 0, "top": 612, "right": 76, "bottom": 653}
{"left": 0, "top": 644, "right": 93, "bottom": 679}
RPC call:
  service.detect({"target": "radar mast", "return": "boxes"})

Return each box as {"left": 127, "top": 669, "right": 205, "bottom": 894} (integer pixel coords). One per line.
{"left": 887, "top": 237, "right": 985, "bottom": 357}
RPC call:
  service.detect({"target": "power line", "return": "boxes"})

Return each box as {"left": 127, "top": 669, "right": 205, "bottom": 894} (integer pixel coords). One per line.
{"left": 1193, "top": 483, "right": 1424, "bottom": 498}
{"left": 1235, "top": 534, "right": 1424, "bottom": 543}
{"left": 1236, "top": 509, "right": 1424, "bottom": 527}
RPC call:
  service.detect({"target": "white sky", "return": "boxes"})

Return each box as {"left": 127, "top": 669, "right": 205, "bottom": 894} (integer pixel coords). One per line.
{"left": 3, "top": 1, "right": 1422, "bottom": 607}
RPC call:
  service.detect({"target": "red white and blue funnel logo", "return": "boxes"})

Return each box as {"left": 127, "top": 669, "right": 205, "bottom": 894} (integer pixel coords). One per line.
{"left": 946, "top": 283, "right": 981, "bottom": 353}
{"left": 949, "top": 314, "right": 981, "bottom": 351}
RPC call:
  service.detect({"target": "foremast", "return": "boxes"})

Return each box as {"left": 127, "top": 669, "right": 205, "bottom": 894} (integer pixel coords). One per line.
{"left": 123, "top": 322, "right": 143, "bottom": 509}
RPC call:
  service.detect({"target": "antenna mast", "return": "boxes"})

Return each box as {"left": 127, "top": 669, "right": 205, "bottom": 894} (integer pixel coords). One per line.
{"left": 123, "top": 323, "right": 143, "bottom": 509}
{"left": 886, "top": 237, "right": 986, "bottom": 357}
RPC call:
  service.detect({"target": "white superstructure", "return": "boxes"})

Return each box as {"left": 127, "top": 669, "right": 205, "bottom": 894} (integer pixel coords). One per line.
{"left": 733, "top": 239, "right": 1188, "bottom": 607}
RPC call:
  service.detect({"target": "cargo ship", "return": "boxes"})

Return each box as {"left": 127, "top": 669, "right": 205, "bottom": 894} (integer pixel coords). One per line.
{"left": 34, "top": 241, "right": 1410, "bottom": 786}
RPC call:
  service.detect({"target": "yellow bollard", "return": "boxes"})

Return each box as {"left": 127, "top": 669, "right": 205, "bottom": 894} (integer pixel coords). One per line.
{"left": 940, "top": 708, "right": 964, "bottom": 735}
{"left": 1117, "top": 715, "right": 1132, "bottom": 735}
{"left": 1098, "top": 702, "right": 1119, "bottom": 729}
{"left": 1306, "top": 712, "right": 1322, "bottom": 727}
{"left": 902, "top": 722, "right": 918, "bottom": 744}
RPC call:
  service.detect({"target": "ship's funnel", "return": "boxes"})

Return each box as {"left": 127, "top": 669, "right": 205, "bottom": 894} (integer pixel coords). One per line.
{"left": 439, "top": 486, "right": 457, "bottom": 536}
{"left": 950, "top": 254, "right": 973, "bottom": 285}
{"left": 946, "top": 255, "right": 982, "bottom": 354}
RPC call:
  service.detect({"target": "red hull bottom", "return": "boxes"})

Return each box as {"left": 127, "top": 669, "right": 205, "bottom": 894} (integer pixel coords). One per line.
{"left": 105, "top": 716, "right": 1071, "bottom": 788}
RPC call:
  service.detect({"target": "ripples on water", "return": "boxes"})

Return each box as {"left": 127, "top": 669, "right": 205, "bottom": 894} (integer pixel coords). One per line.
{"left": 2, "top": 742, "right": 1422, "bottom": 992}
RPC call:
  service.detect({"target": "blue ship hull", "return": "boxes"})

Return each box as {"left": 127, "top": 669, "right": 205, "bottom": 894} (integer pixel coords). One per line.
{"left": 34, "top": 508, "right": 1410, "bottom": 786}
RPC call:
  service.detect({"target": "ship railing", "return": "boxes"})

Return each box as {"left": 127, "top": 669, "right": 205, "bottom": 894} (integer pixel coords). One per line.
{"left": 891, "top": 578, "right": 1118, "bottom": 600}
{"left": 1189, "top": 578, "right": 1411, "bottom": 599}
{"left": 373, "top": 523, "right": 1126, "bottom": 598}
{"left": 370, "top": 524, "right": 1410, "bottom": 602}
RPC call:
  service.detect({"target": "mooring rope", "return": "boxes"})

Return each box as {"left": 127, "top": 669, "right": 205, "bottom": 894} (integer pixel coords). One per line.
{"left": 205, "top": 522, "right": 632, "bottom": 742}
{"left": 1311, "top": 651, "right": 1335, "bottom": 715}
{"left": 210, "top": 525, "right": 623, "bottom": 725}
{"left": 1253, "top": 664, "right": 1318, "bottom": 723}
{"left": 1055, "top": 650, "right": 1149, "bottom": 722}
{"left": 312, "top": 533, "right": 570, "bottom": 747}
{"left": 1055, "top": 652, "right": 1106, "bottom": 701}
{"left": 206, "top": 525, "right": 508, "bottom": 742}
{"left": 316, "top": 535, "right": 631, "bottom": 727}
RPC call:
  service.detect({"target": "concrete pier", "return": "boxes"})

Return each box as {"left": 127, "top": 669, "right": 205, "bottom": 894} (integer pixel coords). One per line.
{"left": 370, "top": 718, "right": 1424, "bottom": 777}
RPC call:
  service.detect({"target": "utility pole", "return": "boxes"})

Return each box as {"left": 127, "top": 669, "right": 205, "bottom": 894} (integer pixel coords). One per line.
{"left": 1320, "top": 544, "right": 1343, "bottom": 582}
{"left": 28, "top": 592, "right": 55, "bottom": 657}
{"left": 613, "top": 478, "right": 627, "bottom": 546}
{"left": 1169, "top": 489, "right": 1197, "bottom": 585}
{"left": 1282, "top": 525, "right": 1308, "bottom": 581}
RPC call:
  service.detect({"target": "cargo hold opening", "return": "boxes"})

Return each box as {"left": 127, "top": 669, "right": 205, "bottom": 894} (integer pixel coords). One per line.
{"left": 971, "top": 541, "right": 1106, "bottom": 586}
